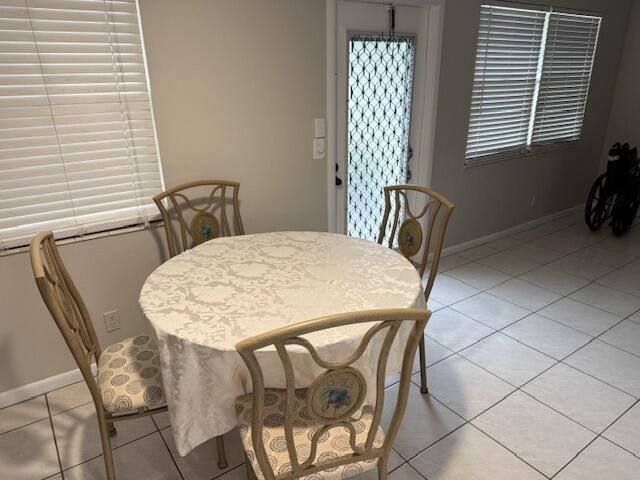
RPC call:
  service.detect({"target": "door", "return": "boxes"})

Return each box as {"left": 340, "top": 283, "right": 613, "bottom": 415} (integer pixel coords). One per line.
{"left": 335, "top": 1, "right": 430, "bottom": 240}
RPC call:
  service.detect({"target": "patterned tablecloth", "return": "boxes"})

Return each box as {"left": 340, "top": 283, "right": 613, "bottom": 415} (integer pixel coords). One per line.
{"left": 139, "top": 231, "right": 426, "bottom": 455}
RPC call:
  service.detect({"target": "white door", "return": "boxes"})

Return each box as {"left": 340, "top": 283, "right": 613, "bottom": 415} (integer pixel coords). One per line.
{"left": 335, "top": 1, "right": 430, "bottom": 239}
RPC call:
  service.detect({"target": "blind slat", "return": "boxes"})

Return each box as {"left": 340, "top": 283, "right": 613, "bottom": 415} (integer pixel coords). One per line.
{"left": 466, "top": 5, "right": 601, "bottom": 161}
{"left": 466, "top": 5, "right": 545, "bottom": 159}
{"left": 531, "top": 12, "right": 600, "bottom": 145}
{"left": 0, "top": 0, "right": 162, "bottom": 248}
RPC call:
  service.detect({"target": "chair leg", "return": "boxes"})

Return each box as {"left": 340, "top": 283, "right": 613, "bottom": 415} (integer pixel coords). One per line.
{"left": 216, "top": 435, "right": 228, "bottom": 469}
{"left": 97, "top": 412, "right": 117, "bottom": 480}
{"left": 418, "top": 335, "right": 428, "bottom": 394}
{"left": 107, "top": 421, "right": 117, "bottom": 437}
{"left": 378, "top": 457, "right": 388, "bottom": 480}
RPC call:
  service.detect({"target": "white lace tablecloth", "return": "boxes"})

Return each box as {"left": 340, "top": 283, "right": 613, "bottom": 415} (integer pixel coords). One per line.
{"left": 139, "top": 231, "right": 425, "bottom": 455}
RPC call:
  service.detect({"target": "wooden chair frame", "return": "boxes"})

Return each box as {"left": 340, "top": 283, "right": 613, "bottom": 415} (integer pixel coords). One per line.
{"left": 377, "top": 185, "right": 454, "bottom": 393}
{"left": 236, "top": 308, "right": 430, "bottom": 480}
{"left": 154, "top": 179, "right": 245, "bottom": 258}
{"left": 30, "top": 232, "right": 227, "bottom": 479}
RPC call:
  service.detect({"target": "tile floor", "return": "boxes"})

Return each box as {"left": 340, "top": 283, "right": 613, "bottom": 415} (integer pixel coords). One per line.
{"left": 2, "top": 210, "right": 640, "bottom": 479}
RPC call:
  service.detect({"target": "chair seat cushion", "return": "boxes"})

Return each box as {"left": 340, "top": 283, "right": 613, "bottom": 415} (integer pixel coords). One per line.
{"left": 97, "top": 334, "right": 165, "bottom": 413}
{"left": 235, "top": 389, "right": 384, "bottom": 480}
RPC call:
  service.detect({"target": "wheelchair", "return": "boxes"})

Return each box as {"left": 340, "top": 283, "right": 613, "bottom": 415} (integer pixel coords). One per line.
{"left": 585, "top": 142, "right": 640, "bottom": 236}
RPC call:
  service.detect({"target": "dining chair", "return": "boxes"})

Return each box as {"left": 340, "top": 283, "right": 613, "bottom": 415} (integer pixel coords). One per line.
{"left": 30, "top": 231, "right": 227, "bottom": 479}
{"left": 154, "top": 179, "right": 245, "bottom": 258}
{"left": 235, "top": 308, "right": 430, "bottom": 480}
{"left": 377, "top": 185, "right": 454, "bottom": 394}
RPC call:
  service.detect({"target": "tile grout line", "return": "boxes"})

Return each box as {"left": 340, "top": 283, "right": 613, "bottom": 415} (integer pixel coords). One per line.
{"left": 446, "top": 218, "right": 640, "bottom": 304}
{"left": 59, "top": 429, "right": 160, "bottom": 474}
{"left": 403, "top": 462, "right": 429, "bottom": 480}
{"left": 399, "top": 383, "right": 551, "bottom": 479}
{"left": 595, "top": 399, "right": 640, "bottom": 460}
{"left": 416, "top": 329, "right": 635, "bottom": 479}
{"left": 436, "top": 231, "right": 640, "bottom": 386}
{"left": 44, "top": 394, "right": 65, "bottom": 480}
{"left": 444, "top": 260, "right": 640, "bottom": 397}
{"left": 0, "top": 413, "right": 51, "bottom": 438}
{"left": 151, "top": 415, "right": 186, "bottom": 480}
{"left": 419, "top": 222, "right": 640, "bottom": 476}
{"left": 467, "top": 423, "right": 552, "bottom": 479}
{"left": 8, "top": 213, "right": 640, "bottom": 479}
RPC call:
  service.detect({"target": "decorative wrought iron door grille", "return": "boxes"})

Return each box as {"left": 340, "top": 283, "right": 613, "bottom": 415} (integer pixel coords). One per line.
{"left": 347, "top": 33, "right": 416, "bottom": 241}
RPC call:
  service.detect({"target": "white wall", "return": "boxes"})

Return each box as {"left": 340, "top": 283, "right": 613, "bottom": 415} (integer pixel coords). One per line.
{"left": 0, "top": 0, "right": 634, "bottom": 394}
{"left": 0, "top": 0, "right": 326, "bottom": 393}
{"left": 139, "top": 0, "right": 327, "bottom": 234}
{"left": 603, "top": 0, "right": 640, "bottom": 161}
{"left": 430, "top": 0, "right": 633, "bottom": 246}
{"left": 0, "top": 228, "right": 165, "bottom": 394}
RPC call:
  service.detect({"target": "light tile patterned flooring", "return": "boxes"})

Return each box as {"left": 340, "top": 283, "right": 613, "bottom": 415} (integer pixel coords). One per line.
{"left": 3, "top": 210, "right": 640, "bottom": 479}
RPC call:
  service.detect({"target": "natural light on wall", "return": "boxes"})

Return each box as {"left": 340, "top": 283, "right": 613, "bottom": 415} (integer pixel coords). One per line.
{"left": 0, "top": 0, "right": 163, "bottom": 250}
{"left": 465, "top": 4, "right": 602, "bottom": 162}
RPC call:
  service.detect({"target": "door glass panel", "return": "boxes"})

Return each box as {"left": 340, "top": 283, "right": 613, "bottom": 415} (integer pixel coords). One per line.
{"left": 347, "top": 34, "right": 416, "bottom": 241}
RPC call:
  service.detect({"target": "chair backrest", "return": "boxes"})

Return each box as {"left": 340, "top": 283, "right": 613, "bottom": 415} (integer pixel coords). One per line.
{"left": 154, "top": 179, "right": 245, "bottom": 257}
{"left": 377, "top": 185, "right": 454, "bottom": 300}
{"left": 235, "top": 308, "right": 430, "bottom": 480}
{"left": 30, "top": 231, "right": 103, "bottom": 406}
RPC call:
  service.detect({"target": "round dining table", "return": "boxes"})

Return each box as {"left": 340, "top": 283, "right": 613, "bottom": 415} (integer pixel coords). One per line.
{"left": 139, "top": 231, "right": 426, "bottom": 456}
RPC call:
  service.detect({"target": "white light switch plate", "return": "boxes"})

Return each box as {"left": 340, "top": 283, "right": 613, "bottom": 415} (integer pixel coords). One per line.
{"left": 314, "top": 118, "right": 325, "bottom": 138}
{"left": 313, "top": 138, "right": 325, "bottom": 159}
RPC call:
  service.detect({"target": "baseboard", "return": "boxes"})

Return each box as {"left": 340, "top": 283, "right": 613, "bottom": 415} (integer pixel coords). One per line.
{"left": 441, "top": 204, "right": 583, "bottom": 257}
{"left": 0, "top": 205, "right": 583, "bottom": 409}
{"left": 0, "top": 364, "right": 96, "bottom": 409}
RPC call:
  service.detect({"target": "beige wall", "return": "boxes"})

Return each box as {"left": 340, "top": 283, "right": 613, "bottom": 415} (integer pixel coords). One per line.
{"left": 0, "top": 228, "right": 165, "bottom": 394}
{"left": 430, "top": 0, "right": 633, "bottom": 246}
{"left": 603, "top": 0, "right": 640, "bottom": 162}
{"left": 140, "top": 0, "right": 327, "bottom": 234}
{"left": 0, "top": 0, "right": 635, "bottom": 394}
{"left": 0, "top": 0, "right": 326, "bottom": 393}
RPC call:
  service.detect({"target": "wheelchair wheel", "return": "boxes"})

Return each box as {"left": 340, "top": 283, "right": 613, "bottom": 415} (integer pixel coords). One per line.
{"left": 585, "top": 173, "right": 612, "bottom": 231}
{"left": 612, "top": 187, "right": 640, "bottom": 236}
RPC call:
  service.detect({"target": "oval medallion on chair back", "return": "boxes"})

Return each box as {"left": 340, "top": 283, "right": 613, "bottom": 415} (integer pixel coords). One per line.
{"left": 154, "top": 180, "right": 245, "bottom": 258}
{"left": 234, "top": 308, "right": 430, "bottom": 480}
{"left": 377, "top": 185, "right": 454, "bottom": 396}
{"left": 377, "top": 185, "right": 454, "bottom": 300}
{"left": 307, "top": 367, "right": 367, "bottom": 423}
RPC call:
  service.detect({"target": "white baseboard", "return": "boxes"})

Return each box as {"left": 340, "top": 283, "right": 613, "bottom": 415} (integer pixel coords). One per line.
{"left": 0, "top": 205, "right": 583, "bottom": 409}
{"left": 441, "top": 204, "right": 583, "bottom": 257}
{"left": 0, "top": 364, "right": 96, "bottom": 409}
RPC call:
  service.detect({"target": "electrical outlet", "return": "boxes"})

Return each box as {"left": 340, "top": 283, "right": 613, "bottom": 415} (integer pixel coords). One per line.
{"left": 103, "top": 310, "right": 120, "bottom": 333}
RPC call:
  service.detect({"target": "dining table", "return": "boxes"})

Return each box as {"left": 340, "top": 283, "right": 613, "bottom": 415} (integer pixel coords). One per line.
{"left": 139, "top": 230, "right": 426, "bottom": 456}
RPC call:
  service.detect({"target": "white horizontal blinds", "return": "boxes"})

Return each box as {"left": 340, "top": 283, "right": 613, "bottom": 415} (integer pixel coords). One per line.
{"left": 531, "top": 12, "right": 601, "bottom": 145}
{"left": 0, "top": 0, "right": 162, "bottom": 248}
{"left": 465, "top": 5, "right": 546, "bottom": 159}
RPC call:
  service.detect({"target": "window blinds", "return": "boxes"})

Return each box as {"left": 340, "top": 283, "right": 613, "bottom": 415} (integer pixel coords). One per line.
{"left": 465, "top": 5, "right": 547, "bottom": 159}
{"left": 531, "top": 12, "right": 601, "bottom": 144}
{"left": 0, "top": 0, "right": 163, "bottom": 249}
{"left": 465, "top": 4, "right": 601, "bottom": 161}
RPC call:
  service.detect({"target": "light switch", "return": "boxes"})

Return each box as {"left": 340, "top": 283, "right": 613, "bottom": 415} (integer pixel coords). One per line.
{"left": 313, "top": 138, "right": 325, "bottom": 159}
{"left": 314, "top": 118, "right": 325, "bottom": 138}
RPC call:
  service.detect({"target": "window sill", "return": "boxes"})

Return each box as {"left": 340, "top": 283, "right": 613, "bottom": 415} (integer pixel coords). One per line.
{"left": 0, "top": 219, "right": 163, "bottom": 258}
{"left": 464, "top": 140, "right": 579, "bottom": 170}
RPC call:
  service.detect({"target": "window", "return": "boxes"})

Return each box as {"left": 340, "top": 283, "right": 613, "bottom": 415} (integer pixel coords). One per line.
{"left": 465, "top": 4, "right": 601, "bottom": 162}
{"left": 0, "top": 0, "right": 163, "bottom": 250}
